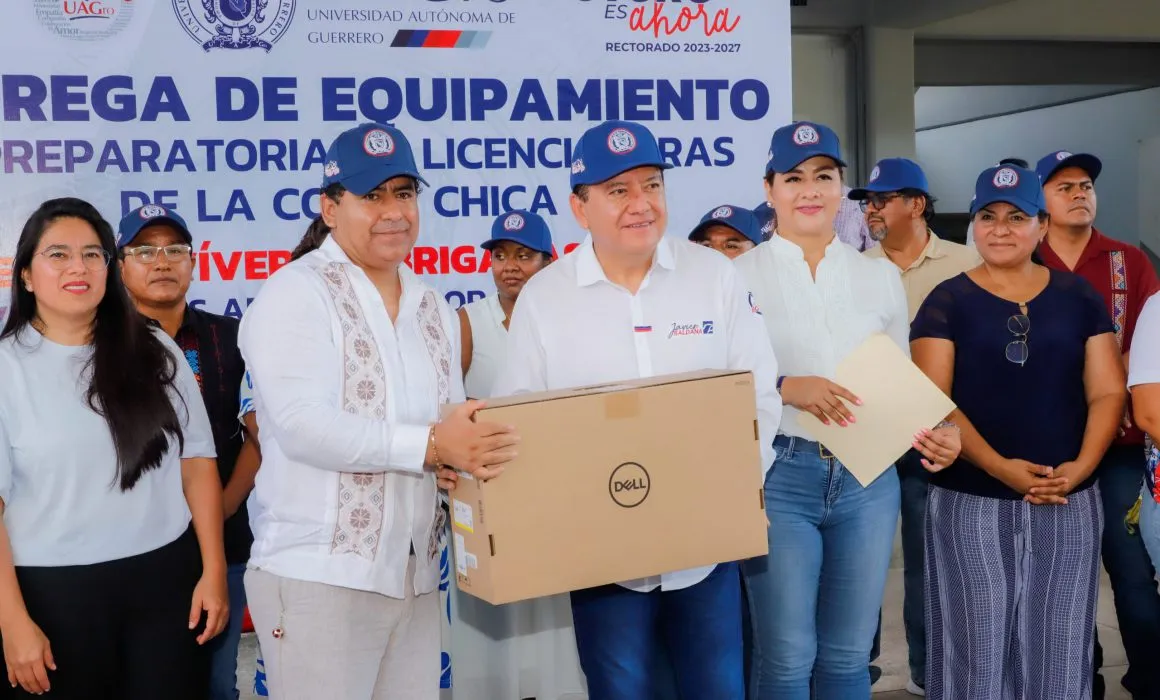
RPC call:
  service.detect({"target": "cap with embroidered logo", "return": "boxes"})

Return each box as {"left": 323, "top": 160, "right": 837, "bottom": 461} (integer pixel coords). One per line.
{"left": 1035, "top": 150, "right": 1102, "bottom": 185}
{"left": 689, "top": 205, "right": 763, "bottom": 246}
{"left": 481, "top": 210, "right": 554, "bottom": 256}
{"left": 117, "top": 205, "right": 192, "bottom": 249}
{"left": 848, "top": 158, "right": 930, "bottom": 201}
{"left": 321, "top": 122, "right": 428, "bottom": 196}
{"left": 752, "top": 201, "right": 776, "bottom": 239}
{"left": 569, "top": 120, "right": 673, "bottom": 189}
{"left": 970, "top": 164, "right": 1045, "bottom": 217}
{"left": 765, "top": 121, "right": 847, "bottom": 175}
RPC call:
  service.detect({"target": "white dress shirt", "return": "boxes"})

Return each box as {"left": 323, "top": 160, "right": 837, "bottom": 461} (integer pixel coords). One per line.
{"left": 734, "top": 235, "right": 909, "bottom": 440}
{"left": 239, "top": 236, "right": 464, "bottom": 599}
{"left": 0, "top": 327, "right": 214, "bottom": 567}
{"left": 493, "top": 236, "right": 781, "bottom": 593}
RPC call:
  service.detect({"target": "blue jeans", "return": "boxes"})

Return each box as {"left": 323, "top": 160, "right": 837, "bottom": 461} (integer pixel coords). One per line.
{"left": 1096, "top": 445, "right": 1160, "bottom": 698}
{"left": 743, "top": 436, "right": 900, "bottom": 700}
{"left": 570, "top": 562, "right": 744, "bottom": 700}
{"left": 206, "top": 563, "right": 248, "bottom": 700}
{"left": 1141, "top": 487, "right": 1160, "bottom": 575}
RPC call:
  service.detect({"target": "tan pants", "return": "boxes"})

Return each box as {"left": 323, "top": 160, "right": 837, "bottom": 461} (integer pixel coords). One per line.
{"left": 245, "top": 559, "right": 438, "bottom": 700}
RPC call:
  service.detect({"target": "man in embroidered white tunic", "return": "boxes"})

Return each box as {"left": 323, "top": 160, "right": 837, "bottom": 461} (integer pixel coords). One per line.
{"left": 490, "top": 120, "right": 782, "bottom": 699}
{"left": 238, "top": 122, "right": 519, "bottom": 700}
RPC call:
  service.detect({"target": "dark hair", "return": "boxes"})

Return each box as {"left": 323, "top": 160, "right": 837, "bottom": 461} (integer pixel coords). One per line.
{"left": 999, "top": 157, "right": 1030, "bottom": 169}
{"left": 2, "top": 198, "right": 183, "bottom": 491}
{"left": 291, "top": 216, "right": 331, "bottom": 261}
{"left": 763, "top": 165, "right": 847, "bottom": 187}
{"left": 900, "top": 188, "right": 937, "bottom": 223}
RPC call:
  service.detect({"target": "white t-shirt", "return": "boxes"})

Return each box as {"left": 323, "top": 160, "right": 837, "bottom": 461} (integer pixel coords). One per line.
{"left": 1129, "top": 292, "right": 1160, "bottom": 388}
{"left": 0, "top": 326, "right": 215, "bottom": 567}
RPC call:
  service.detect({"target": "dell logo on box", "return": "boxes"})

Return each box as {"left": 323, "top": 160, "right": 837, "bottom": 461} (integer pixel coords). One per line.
{"left": 609, "top": 462, "right": 650, "bottom": 508}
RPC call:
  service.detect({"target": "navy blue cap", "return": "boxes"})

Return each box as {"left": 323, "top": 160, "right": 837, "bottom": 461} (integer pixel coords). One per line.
{"left": 752, "top": 201, "right": 776, "bottom": 239}
{"left": 117, "top": 205, "right": 192, "bottom": 248}
{"left": 765, "top": 121, "right": 847, "bottom": 174}
{"left": 689, "top": 205, "right": 763, "bottom": 246}
{"left": 970, "top": 165, "right": 1045, "bottom": 217}
{"left": 569, "top": 120, "right": 672, "bottom": 188}
{"left": 480, "top": 210, "right": 554, "bottom": 256}
{"left": 848, "top": 158, "right": 930, "bottom": 200}
{"left": 1035, "top": 150, "right": 1102, "bottom": 185}
{"left": 322, "top": 122, "right": 428, "bottom": 196}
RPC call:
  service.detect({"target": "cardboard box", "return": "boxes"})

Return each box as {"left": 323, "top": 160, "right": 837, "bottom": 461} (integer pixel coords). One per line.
{"left": 449, "top": 369, "right": 769, "bottom": 605}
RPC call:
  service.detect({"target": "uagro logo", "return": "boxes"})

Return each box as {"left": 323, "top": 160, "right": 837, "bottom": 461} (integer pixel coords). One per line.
{"left": 34, "top": 0, "right": 136, "bottom": 41}
{"left": 173, "top": 0, "right": 295, "bottom": 52}
{"left": 609, "top": 462, "right": 650, "bottom": 508}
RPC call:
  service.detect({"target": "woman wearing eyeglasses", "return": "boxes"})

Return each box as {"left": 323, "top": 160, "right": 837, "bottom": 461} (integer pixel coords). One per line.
{"left": 910, "top": 165, "right": 1125, "bottom": 699}
{"left": 0, "top": 198, "right": 226, "bottom": 699}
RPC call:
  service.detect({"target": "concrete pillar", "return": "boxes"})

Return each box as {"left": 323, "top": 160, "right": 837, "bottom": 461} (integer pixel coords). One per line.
{"left": 863, "top": 27, "right": 917, "bottom": 168}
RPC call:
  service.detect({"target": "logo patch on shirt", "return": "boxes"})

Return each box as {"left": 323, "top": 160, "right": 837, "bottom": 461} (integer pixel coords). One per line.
{"left": 748, "top": 291, "right": 762, "bottom": 315}
{"left": 668, "top": 321, "right": 713, "bottom": 339}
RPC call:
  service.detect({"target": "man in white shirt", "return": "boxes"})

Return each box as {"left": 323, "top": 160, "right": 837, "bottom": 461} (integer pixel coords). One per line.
{"left": 492, "top": 120, "right": 781, "bottom": 699}
{"left": 238, "top": 122, "right": 519, "bottom": 700}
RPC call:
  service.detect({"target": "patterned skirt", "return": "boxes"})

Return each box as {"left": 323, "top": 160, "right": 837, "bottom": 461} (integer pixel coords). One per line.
{"left": 925, "top": 484, "right": 1103, "bottom": 700}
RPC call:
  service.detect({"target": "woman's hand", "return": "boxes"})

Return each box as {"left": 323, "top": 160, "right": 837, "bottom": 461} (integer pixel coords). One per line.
{"left": 779, "top": 377, "right": 862, "bottom": 427}
{"left": 1025, "top": 461, "right": 1083, "bottom": 505}
{"left": 2, "top": 614, "right": 55, "bottom": 694}
{"left": 914, "top": 424, "right": 961, "bottom": 473}
{"left": 190, "top": 570, "right": 229, "bottom": 645}
{"left": 992, "top": 459, "right": 1069, "bottom": 500}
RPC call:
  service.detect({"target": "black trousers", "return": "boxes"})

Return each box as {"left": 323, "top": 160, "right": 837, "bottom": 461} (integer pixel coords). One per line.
{"left": 3, "top": 530, "right": 207, "bottom": 700}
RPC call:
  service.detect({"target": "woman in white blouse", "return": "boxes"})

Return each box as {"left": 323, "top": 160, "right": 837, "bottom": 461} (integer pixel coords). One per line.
{"left": 0, "top": 198, "right": 227, "bottom": 699}
{"left": 734, "top": 123, "right": 959, "bottom": 700}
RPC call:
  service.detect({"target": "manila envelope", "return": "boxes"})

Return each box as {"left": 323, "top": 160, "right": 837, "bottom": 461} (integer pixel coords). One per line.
{"left": 797, "top": 333, "right": 956, "bottom": 487}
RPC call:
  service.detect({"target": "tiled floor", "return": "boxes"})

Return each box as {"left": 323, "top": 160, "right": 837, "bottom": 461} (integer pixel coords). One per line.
{"left": 237, "top": 568, "right": 1134, "bottom": 699}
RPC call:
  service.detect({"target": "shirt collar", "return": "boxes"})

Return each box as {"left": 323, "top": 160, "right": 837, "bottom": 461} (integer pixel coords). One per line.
{"left": 1039, "top": 227, "right": 1115, "bottom": 268}
{"left": 316, "top": 233, "right": 421, "bottom": 292}
{"left": 575, "top": 234, "right": 676, "bottom": 288}
{"left": 768, "top": 232, "right": 844, "bottom": 259}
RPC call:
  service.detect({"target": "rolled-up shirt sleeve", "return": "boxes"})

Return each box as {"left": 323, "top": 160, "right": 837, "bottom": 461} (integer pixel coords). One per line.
{"left": 239, "top": 268, "right": 428, "bottom": 474}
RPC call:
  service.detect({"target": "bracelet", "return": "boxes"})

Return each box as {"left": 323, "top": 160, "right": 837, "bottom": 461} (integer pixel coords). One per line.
{"left": 935, "top": 420, "right": 959, "bottom": 432}
{"left": 776, "top": 375, "right": 786, "bottom": 391}
{"left": 427, "top": 423, "right": 441, "bottom": 468}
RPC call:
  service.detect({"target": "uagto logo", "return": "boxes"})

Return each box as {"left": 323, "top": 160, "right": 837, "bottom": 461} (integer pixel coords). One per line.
{"left": 609, "top": 462, "right": 650, "bottom": 508}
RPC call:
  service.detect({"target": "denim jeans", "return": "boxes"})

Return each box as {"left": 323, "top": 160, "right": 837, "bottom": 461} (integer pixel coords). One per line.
{"left": 569, "top": 562, "right": 744, "bottom": 700}
{"left": 743, "top": 436, "right": 900, "bottom": 700}
{"left": 206, "top": 562, "right": 248, "bottom": 700}
{"left": 1141, "top": 487, "right": 1160, "bottom": 577}
{"left": 1096, "top": 445, "right": 1160, "bottom": 698}
{"left": 897, "top": 450, "right": 929, "bottom": 686}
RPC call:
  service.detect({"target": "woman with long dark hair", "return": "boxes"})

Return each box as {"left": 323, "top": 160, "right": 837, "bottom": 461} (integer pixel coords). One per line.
{"left": 0, "top": 198, "right": 228, "bottom": 699}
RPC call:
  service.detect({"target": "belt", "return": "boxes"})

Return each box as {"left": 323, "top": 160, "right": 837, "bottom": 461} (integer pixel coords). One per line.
{"left": 773, "top": 434, "right": 835, "bottom": 461}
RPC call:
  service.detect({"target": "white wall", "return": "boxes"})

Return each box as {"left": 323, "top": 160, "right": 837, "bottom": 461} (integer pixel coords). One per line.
{"left": 916, "top": 87, "right": 1160, "bottom": 244}
{"left": 791, "top": 34, "right": 854, "bottom": 154}
{"left": 1140, "top": 135, "right": 1160, "bottom": 255}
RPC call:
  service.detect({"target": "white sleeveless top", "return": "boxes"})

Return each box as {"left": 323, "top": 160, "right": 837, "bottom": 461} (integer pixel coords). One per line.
{"left": 463, "top": 295, "right": 508, "bottom": 399}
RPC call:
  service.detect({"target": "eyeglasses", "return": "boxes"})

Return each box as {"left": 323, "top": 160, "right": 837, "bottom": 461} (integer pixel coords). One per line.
{"left": 1006, "top": 311, "right": 1030, "bottom": 366}
{"left": 36, "top": 246, "right": 112, "bottom": 271}
{"left": 121, "top": 244, "right": 193, "bottom": 265}
{"left": 858, "top": 193, "right": 905, "bottom": 212}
